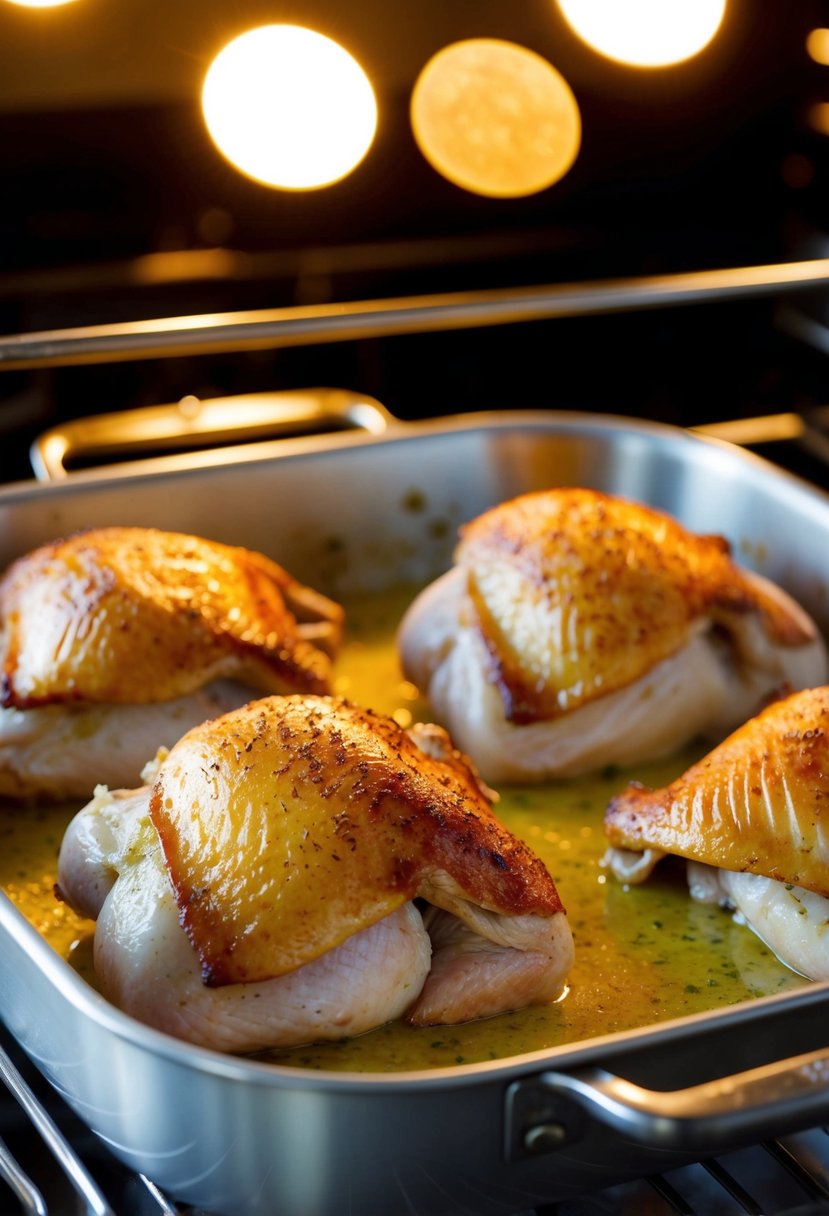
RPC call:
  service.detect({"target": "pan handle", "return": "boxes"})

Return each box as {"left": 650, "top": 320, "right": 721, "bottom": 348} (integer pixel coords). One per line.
{"left": 505, "top": 1047, "right": 829, "bottom": 1160}
{"left": 29, "top": 387, "right": 395, "bottom": 481}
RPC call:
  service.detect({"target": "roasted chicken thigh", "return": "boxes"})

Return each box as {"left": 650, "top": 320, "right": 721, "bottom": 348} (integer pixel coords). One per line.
{"left": 603, "top": 685, "right": 829, "bottom": 981}
{"left": 398, "top": 488, "right": 826, "bottom": 782}
{"left": 56, "top": 695, "right": 573, "bottom": 1052}
{"left": 0, "top": 527, "right": 343, "bottom": 800}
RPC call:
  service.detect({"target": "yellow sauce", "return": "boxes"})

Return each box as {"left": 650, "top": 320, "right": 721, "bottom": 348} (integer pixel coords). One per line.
{"left": 0, "top": 586, "right": 807, "bottom": 1072}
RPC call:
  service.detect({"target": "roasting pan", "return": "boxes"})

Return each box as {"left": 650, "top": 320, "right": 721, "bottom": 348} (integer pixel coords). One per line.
{"left": 4, "top": 405, "right": 829, "bottom": 1216}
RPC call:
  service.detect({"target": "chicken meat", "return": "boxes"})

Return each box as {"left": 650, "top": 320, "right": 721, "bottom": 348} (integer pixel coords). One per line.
{"left": 55, "top": 695, "right": 573, "bottom": 1052}
{"left": 398, "top": 488, "right": 826, "bottom": 783}
{"left": 0, "top": 527, "right": 343, "bottom": 800}
{"left": 603, "top": 684, "right": 829, "bottom": 981}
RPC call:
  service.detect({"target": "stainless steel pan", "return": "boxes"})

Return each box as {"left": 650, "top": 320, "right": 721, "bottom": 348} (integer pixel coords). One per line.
{"left": 3, "top": 407, "right": 829, "bottom": 1216}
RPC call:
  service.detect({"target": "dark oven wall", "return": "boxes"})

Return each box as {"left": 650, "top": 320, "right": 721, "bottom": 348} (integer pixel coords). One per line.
{"left": 0, "top": 0, "right": 828, "bottom": 484}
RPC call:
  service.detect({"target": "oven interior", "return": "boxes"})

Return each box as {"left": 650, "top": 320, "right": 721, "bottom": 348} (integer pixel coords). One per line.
{"left": 4, "top": 1, "right": 829, "bottom": 1212}
{"left": 0, "top": 0, "right": 828, "bottom": 485}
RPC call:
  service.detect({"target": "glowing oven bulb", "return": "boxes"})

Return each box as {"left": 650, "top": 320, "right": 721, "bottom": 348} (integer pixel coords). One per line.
{"left": 556, "top": 0, "right": 727, "bottom": 67}
{"left": 3, "top": 0, "right": 81, "bottom": 6}
{"left": 202, "top": 25, "right": 378, "bottom": 191}
{"left": 411, "top": 38, "right": 582, "bottom": 199}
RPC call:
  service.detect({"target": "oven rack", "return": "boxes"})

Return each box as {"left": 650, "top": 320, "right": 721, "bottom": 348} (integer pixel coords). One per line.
{"left": 0, "top": 256, "right": 827, "bottom": 372}
{"left": 3, "top": 1024, "right": 829, "bottom": 1216}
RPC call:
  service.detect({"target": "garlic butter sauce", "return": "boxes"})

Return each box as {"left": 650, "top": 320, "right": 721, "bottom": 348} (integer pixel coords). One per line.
{"left": 0, "top": 586, "right": 805, "bottom": 1073}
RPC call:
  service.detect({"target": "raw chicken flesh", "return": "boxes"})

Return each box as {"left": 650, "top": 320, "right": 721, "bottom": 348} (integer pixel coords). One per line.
{"left": 603, "top": 685, "right": 829, "bottom": 980}
{"left": 398, "top": 488, "right": 827, "bottom": 783}
{"left": 55, "top": 695, "right": 574, "bottom": 1052}
{"left": 0, "top": 527, "right": 343, "bottom": 800}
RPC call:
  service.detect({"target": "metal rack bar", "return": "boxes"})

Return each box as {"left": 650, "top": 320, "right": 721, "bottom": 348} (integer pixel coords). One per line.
{"left": 136, "top": 1175, "right": 183, "bottom": 1216}
{"left": 702, "top": 1159, "right": 764, "bottom": 1214}
{"left": 645, "top": 1174, "right": 697, "bottom": 1214}
{"left": 0, "top": 1136, "right": 46, "bottom": 1216}
{"left": 0, "top": 258, "right": 827, "bottom": 370}
{"left": 0, "top": 1044, "right": 115, "bottom": 1216}
{"left": 763, "top": 1138, "right": 829, "bottom": 1202}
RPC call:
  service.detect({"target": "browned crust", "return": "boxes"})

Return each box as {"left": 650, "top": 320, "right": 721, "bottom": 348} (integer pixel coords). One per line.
{"left": 0, "top": 527, "right": 343, "bottom": 707}
{"left": 456, "top": 488, "right": 814, "bottom": 723}
{"left": 604, "top": 684, "right": 829, "bottom": 894}
{"left": 150, "top": 695, "right": 564, "bottom": 986}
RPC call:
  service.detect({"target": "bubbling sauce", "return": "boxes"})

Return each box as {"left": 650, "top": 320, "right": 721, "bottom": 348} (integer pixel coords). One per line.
{"left": 0, "top": 586, "right": 806, "bottom": 1072}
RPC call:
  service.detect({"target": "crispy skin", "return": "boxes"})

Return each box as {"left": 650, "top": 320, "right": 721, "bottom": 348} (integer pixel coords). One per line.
{"left": 0, "top": 527, "right": 343, "bottom": 708}
{"left": 149, "top": 695, "right": 564, "bottom": 986}
{"left": 456, "top": 488, "right": 813, "bottom": 723}
{"left": 604, "top": 685, "right": 829, "bottom": 895}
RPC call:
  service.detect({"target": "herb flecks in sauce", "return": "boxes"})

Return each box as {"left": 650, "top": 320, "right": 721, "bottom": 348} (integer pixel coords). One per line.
{"left": 0, "top": 585, "right": 807, "bottom": 1072}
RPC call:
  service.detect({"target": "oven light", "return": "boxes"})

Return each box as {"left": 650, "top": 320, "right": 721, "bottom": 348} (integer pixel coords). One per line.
{"left": 806, "top": 28, "right": 829, "bottom": 66}
{"left": 556, "top": 0, "right": 727, "bottom": 67}
{"left": 410, "top": 38, "right": 581, "bottom": 199}
{"left": 806, "top": 102, "right": 829, "bottom": 137}
{"left": 3, "top": 0, "right": 80, "bottom": 6}
{"left": 201, "top": 25, "right": 377, "bottom": 191}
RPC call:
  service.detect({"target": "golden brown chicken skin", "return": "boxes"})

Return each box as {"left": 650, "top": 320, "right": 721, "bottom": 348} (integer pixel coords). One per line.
{"left": 604, "top": 684, "right": 829, "bottom": 893}
{"left": 0, "top": 526, "right": 343, "bottom": 708}
{"left": 0, "top": 527, "right": 344, "bottom": 801}
{"left": 398, "top": 487, "right": 826, "bottom": 783}
{"left": 56, "top": 699, "right": 573, "bottom": 1048}
{"left": 602, "top": 685, "right": 829, "bottom": 980}
{"left": 149, "top": 695, "right": 567, "bottom": 987}
{"left": 457, "top": 488, "right": 813, "bottom": 723}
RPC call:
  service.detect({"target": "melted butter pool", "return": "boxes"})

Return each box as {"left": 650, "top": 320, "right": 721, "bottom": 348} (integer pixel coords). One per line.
{"left": 0, "top": 585, "right": 808, "bottom": 1072}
